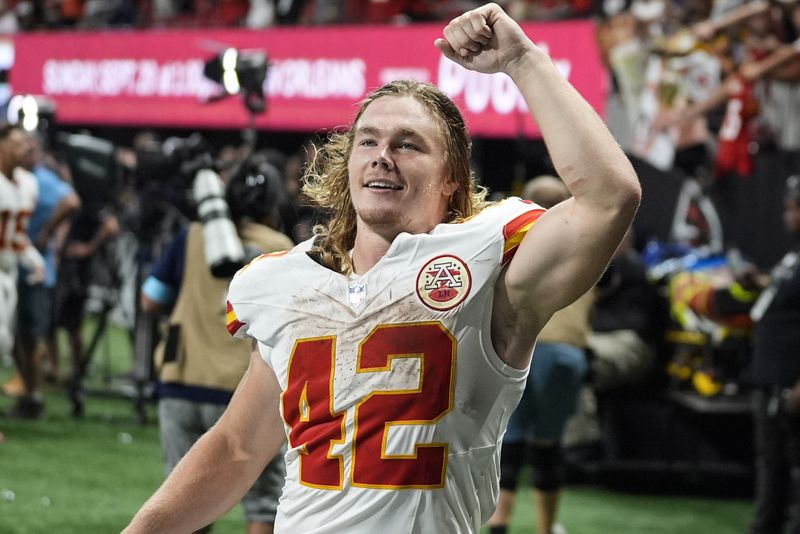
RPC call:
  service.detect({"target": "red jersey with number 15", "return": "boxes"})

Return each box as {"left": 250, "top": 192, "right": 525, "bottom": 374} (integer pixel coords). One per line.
{"left": 226, "top": 197, "right": 545, "bottom": 534}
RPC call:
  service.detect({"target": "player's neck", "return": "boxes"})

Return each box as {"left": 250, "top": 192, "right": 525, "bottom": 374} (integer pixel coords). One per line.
{"left": 351, "top": 229, "right": 394, "bottom": 275}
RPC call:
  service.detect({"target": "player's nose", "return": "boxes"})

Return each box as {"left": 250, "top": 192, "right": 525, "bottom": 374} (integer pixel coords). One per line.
{"left": 371, "top": 145, "right": 394, "bottom": 170}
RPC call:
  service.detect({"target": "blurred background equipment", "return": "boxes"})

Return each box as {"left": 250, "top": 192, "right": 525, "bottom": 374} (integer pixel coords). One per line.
{"left": 57, "top": 132, "right": 118, "bottom": 208}
{"left": 203, "top": 47, "right": 269, "bottom": 115}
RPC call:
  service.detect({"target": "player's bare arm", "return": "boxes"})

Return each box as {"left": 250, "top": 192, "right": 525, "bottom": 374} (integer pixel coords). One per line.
{"left": 436, "top": 3, "right": 641, "bottom": 369}
{"left": 124, "top": 348, "right": 285, "bottom": 533}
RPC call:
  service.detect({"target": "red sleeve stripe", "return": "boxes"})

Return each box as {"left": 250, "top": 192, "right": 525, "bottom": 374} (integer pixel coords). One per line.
{"left": 502, "top": 209, "right": 545, "bottom": 265}
{"left": 503, "top": 208, "right": 545, "bottom": 242}
{"left": 226, "top": 300, "right": 245, "bottom": 336}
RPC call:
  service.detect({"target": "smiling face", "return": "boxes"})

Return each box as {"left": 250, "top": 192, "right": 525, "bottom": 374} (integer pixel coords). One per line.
{"left": 348, "top": 95, "right": 457, "bottom": 237}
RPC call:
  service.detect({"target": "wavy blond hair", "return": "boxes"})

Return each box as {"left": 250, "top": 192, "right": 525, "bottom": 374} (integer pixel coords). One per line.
{"left": 302, "top": 80, "right": 489, "bottom": 274}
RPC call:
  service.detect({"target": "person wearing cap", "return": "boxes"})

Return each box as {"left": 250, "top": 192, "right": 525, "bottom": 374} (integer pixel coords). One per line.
{"left": 139, "top": 158, "right": 293, "bottom": 534}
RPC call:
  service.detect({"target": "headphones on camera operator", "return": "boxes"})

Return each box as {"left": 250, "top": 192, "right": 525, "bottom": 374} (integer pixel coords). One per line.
{"left": 194, "top": 152, "right": 288, "bottom": 279}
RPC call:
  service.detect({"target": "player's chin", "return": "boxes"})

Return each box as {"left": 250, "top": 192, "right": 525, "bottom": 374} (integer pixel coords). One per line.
{"left": 357, "top": 206, "right": 402, "bottom": 227}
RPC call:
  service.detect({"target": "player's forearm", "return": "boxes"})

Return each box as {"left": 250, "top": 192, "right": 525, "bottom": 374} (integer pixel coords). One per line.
{"left": 124, "top": 429, "right": 260, "bottom": 533}
{"left": 36, "top": 192, "right": 80, "bottom": 248}
{"left": 507, "top": 48, "right": 640, "bottom": 214}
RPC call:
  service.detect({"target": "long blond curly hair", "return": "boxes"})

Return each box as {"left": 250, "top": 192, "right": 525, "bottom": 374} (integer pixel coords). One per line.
{"left": 302, "top": 80, "right": 489, "bottom": 274}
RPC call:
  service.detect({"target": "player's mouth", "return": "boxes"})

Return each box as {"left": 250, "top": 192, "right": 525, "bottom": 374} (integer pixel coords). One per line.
{"left": 365, "top": 180, "right": 404, "bottom": 191}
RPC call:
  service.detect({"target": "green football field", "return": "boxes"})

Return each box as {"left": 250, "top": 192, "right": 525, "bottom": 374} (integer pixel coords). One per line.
{"left": 0, "top": 321, "right": 754, "bottom": 534}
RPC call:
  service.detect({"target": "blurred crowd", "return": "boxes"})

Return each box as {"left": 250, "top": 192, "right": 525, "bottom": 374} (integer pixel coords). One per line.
{"left": 0, "top": 0, "right": 596, "bottom": 33}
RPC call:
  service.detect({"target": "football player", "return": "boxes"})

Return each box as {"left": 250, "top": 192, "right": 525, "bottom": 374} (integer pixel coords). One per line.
{"left": 0, "top": 125, "right": 45, "bottom": 419}
{"left": 125, "top": 4, "right": 641, "bottom": 533}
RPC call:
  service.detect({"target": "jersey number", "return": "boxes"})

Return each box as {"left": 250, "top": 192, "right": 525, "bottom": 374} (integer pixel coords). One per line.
{"left": 282, "top": 322, "right": 456, "bottom": 490}
{"left": 0, "top": 210, "right": 32, "bottom": 252}
{"left": 719, "top": 98, "right": 743, "bottom": 141}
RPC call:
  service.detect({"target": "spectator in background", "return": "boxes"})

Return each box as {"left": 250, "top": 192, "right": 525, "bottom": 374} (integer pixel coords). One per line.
{"left": 0, "top": 126, "right": 41, "bottom": 356}
{"left": 283, "top": 142, "right": 319, "bottom": 243}
{"left": 246, "top": 0, "right": 314, "bottom": 26}
{"left": 139, "top": 159, "right": 291, "bottom": 534}
{"left": 344, "top": 0, "right": 439, "bottom": 24}
{"left": 503, "top": 0, "right": 591, "bottom": 21}
{"left": 0, "top": 0, "right": 19, "bottom": 33}
{"left": 215, "top": 0, "right": 250, "bottom": 26}
{"left": 588, "top": 229, "right": 658, "bottom": 391}
{"left": 57, "top": 0, "right": 86, "bottom": 27}
{"left": 562, "top": 228, "right": 660, "bottom": 453}
{"left": 758, "top": 1, "right": 800, "bottom": 172}
{"left": 51, "top": 187, "right": 120, "bottom": 416}
{"left": 9, "top": 134, "right": 80, "bottom": 419}
{"left": 246, "top": 0, "right": 275, "bottom": 27}
{"left": 81, "top": 0, "right": 138, "bottom": 28}
{"left": 655, "top": 21, "right": 800, "bottom": 182}
{"left": 488, "top": 176, "right": 594, "bottom": 534}
{"left": 748, "top": 175, "right": 800, "bottom": 534}
{"left": 0, "top": 125, "right": 44, "bottom": 432}
{"left": 150, "top": 0, "right": 181, "bottom": 25}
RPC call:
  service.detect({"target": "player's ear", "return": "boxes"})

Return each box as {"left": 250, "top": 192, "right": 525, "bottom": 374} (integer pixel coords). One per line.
{"left": 443, "top": 175, "right": 459, "bottom": 197}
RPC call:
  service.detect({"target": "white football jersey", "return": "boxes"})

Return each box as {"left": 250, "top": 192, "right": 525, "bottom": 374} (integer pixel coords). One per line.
{"left": 227, "top": 198, "right": 545, "bottom": 534}
{"left": 0, "top": 168, "right": 38, "bottom": 273}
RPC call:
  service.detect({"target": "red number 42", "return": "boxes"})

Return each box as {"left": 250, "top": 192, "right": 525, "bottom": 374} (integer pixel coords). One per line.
{"left": 282, "top": 322, "right": 456, "bottom": 490}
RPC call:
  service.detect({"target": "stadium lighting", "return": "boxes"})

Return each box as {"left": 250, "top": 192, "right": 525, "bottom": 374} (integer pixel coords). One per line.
{"left": 203, "top": 47, "right": 268, "bottom": 114}
{"left": 7, "top": 94, "right": 56, "bottom": 133}
{"left": 222, "top": 48, "right": 241, "bottom": 95}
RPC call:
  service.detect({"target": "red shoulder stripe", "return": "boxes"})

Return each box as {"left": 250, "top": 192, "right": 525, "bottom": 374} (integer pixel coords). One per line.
{"left": 502, "top": 208, "right": 545, "bottom": 265}
{"left": 225, "top": 300, "right": 246, "bottom": 336}
{"left": 503, "top": 208, "right": 545, "bottom": 242}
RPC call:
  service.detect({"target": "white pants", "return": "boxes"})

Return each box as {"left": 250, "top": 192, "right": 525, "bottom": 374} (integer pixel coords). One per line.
{"left": 0, "top": 267, "right": 17, "bottom": 362}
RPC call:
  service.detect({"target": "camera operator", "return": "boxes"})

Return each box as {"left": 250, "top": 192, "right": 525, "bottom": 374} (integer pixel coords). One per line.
{"left": 139, "top": 158, "right": 292, "bottom": 534}
{"left": 51, "top": 189, "right": 120, "bottom": 415}
{"left": 748, "top": 175, "right": 800, "bottom": 534}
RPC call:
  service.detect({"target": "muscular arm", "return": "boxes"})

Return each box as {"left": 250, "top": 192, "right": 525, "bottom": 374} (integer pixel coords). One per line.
{"left": 496, "top": 55, "right": 640, "bottom": 367}
{"left": 124, "top": 348, "right": 285, "bottom": 533}
{"left": 437, "top": 4, "right": 641, "bottom": 368}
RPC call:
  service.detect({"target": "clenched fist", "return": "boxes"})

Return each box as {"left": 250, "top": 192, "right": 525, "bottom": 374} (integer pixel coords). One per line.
{"left": 434, "top": 3, "right": 545, "bottom": 77}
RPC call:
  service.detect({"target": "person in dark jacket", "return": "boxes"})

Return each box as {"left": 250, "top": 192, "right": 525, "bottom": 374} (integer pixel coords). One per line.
{"left": 749, "top": 174, "right": 800, "bottom": 534}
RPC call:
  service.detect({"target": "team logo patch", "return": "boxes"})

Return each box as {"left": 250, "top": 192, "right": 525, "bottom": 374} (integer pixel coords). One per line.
{"left": 416, "top": 254, "right": 471, "bottom": 311}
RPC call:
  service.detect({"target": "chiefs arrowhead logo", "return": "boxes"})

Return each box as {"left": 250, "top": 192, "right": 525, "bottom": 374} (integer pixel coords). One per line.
{"left": 416, "top": 254, "right": 472, "bottom": 311}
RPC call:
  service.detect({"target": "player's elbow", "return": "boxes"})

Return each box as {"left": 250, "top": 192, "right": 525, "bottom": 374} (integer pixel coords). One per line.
{"left": 618, "top": 175, "right": 642, "bottom": 217}
{"left": 604, "top": 166, "right": 641, "bottom": 221}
